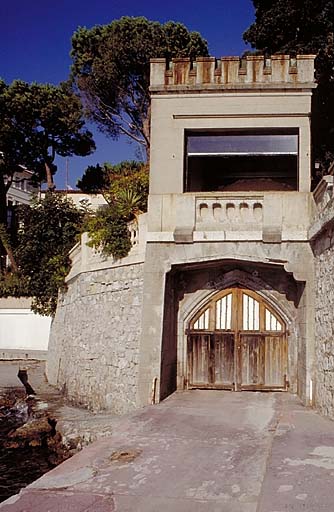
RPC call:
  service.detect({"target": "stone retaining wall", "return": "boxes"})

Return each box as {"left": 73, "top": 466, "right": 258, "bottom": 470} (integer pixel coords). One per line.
{"left": 47, "top": 262, "right": 144, "bottom": 414}
{"left": 311, "top": 191, "right": 334, "bottom": 418}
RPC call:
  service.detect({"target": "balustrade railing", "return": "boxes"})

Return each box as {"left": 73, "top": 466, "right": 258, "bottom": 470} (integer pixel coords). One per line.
{"left": 196, "top": 197, "right": 264, "bottom": 227}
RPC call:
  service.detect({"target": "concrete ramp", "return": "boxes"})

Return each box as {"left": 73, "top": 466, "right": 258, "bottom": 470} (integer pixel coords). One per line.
{"left": 2, "top": 391, "right": 334, "bottom": 511}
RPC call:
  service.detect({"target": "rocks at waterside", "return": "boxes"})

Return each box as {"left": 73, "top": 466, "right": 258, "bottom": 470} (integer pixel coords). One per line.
{"left": 1, "top": 392, "right": 72, "bottom": 464}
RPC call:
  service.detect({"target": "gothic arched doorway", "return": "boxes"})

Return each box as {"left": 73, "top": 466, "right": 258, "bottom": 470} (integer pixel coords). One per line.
{"left": 187, "top": 288, "right": 288, "bottom": 391}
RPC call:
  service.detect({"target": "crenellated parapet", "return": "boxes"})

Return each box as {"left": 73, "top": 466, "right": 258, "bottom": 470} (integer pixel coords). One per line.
{"left": 150, "top": 55, "right": 316, "bottom": 91}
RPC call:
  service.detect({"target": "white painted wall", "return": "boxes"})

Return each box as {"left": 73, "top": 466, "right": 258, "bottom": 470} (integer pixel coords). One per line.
{"left": 0, "top": 303, "right": 51, "bottom": 351}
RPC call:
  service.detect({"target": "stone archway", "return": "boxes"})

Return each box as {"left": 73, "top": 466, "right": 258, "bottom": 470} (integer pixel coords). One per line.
{"left": 172, "top": 266, "right": 300, "bottom": 397}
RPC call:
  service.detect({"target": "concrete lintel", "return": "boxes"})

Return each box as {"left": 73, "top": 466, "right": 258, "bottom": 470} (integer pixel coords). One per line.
{"left": 263, "top": 227, "right": 282, "bottom": 244}
{"left": 173, "top": 228, "right": 194, "bottom": 244}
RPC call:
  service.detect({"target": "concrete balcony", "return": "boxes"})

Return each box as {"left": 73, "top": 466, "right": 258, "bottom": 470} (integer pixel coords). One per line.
{"left": 147, "top": 191, "right": 314, "bottom": 244}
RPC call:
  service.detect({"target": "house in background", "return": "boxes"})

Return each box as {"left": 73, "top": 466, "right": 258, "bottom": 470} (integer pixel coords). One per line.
{"left": 6, "top": 167, "right": 39, "bottom": 206}
{"left": 6, "top": 166, "right": 39, "bottom": 232}
{"left": 40, "top": 189, "right": 107, "bottom": 211}
{"left": 3, "top": 167, "right": 39, "bottom": 267}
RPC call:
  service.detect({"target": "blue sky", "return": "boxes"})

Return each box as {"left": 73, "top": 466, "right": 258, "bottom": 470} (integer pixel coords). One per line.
{"left": 1, "top": 0, "right": 255, "bottom": 189}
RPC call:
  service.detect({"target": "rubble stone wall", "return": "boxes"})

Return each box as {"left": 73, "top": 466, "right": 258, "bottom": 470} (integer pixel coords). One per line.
{"left": 47, "top": 263, "right": 144, "bottom": 414}
{"left": 312, "top": 201, "right": 334, "bottom": 418}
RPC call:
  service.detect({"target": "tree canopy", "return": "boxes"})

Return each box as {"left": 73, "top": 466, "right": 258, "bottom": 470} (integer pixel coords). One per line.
{"left": 77, "top": 160, "right": 149, "bottom": 206}
{"left": 244, "top": 0, "right": 334, "bottom": 175}
{"left": 76, "top": 163, "right": 109, "bottom": 193}
{"left": 0, "top": 79, "right": 95, "bottom": 268}
{"left": 83, "top": 161, "right": 149, "bottom": 258}
{"left": 0, "top": 80, "right": 95, "bottom": 196}
{"left": 15, "top": 193, "right": 83, "bottom": 316}
{"left": 71, "top": 16, "right": 208, "bottom": 159}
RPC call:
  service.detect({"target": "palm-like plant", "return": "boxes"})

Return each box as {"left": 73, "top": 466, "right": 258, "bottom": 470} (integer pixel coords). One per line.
{"left": 115, "top": 188, "right": 145, "bottom": 218}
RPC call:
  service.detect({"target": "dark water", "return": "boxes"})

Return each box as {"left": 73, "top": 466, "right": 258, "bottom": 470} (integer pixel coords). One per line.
{"left": 0, "top": 395, "right": 57, "bottom": 503}
{"left": 0, "top": 445, "right": 56, "bottom": 503}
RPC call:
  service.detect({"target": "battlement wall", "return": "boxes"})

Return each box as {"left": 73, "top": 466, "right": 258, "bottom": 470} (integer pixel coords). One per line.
{"left": 150, "top": 55, "right": 316, "bottom": 91}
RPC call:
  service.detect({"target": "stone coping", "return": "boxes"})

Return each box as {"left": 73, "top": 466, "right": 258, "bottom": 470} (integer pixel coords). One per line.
{"left": 150, "top": 55, "right": 316, "bottom": 91}
{"left": 309, "top": 197, "right": 334, "bottom": 240}
{"left": 0, "top": 349, "right": 48, "bottom": 361}
{"left": 0, "top": 297, "right": 32, "bottom": 309}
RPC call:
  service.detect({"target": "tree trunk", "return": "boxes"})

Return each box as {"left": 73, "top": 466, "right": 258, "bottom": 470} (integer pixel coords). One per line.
{"left": 45, "top": 162, "right": 56, "bottom": 191}
{"left": 2, "top": 236, "right": 18, "bottom": 272}
{"left": 0, "top": 223, "right": 18, "bottom": 272}
{"left": 142, "top": 106, "right": 151, "bottom": 163}
{"left": 0, "top": 177, "right": 7, "bottom": 226}
{"left": 0, "top": 176, "right": 18, "bottom": 272}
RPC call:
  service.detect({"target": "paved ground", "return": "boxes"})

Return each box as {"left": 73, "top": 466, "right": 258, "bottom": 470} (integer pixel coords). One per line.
{"left": 2, "top": 390, "right": 334, "bottom": 511}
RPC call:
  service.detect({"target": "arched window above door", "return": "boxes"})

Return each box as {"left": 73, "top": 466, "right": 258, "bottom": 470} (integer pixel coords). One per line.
{"left": 189, "top": 288, "right": 285, "bottom": 334}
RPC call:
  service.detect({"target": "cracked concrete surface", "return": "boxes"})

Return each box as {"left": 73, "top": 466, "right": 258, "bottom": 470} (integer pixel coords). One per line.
{"left": 2, "top": 390, "right": 334, "bottom": 511}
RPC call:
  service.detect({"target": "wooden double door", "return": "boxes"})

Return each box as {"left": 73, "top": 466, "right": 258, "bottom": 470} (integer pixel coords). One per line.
{"left": 187, "top": 288, "right": 288, "bottom": 391}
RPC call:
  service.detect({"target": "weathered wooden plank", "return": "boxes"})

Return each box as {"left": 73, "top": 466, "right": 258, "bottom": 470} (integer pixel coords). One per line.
{"left": 188, "top": 334, "right": 210, "bottom": 385}
{"left": 214, "top": 333, "right": 234, "bottom": 385}
{"left": 240, "top": 334, "right": 265, "bottom": 386}
{"left": 264, "top": 335, "right": 287, "bottom": 387}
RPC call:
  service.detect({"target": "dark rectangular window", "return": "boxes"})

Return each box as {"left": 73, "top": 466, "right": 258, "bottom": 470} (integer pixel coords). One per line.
{"left": 185, "top": 130, "right": 298, "bottom": 192}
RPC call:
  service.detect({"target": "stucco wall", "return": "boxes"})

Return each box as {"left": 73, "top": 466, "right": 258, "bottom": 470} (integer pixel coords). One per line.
{"left": 0, "top": 298, "right": 51, "bottom": 353}
{"left": 311, "top": 198, "right": 334, "bottom": 418}
{"left": 47, "top": 262, "right": 144, "bottom": 414}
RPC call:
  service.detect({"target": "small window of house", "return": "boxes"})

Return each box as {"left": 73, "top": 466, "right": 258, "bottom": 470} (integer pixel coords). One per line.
{"left": 185, "top": 130, "right": 298, "bottom": 192}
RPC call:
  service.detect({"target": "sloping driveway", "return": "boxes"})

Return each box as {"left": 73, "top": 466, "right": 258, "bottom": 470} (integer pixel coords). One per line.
{"left": 2, "top": 390, "right": 334, "bottom": 511}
